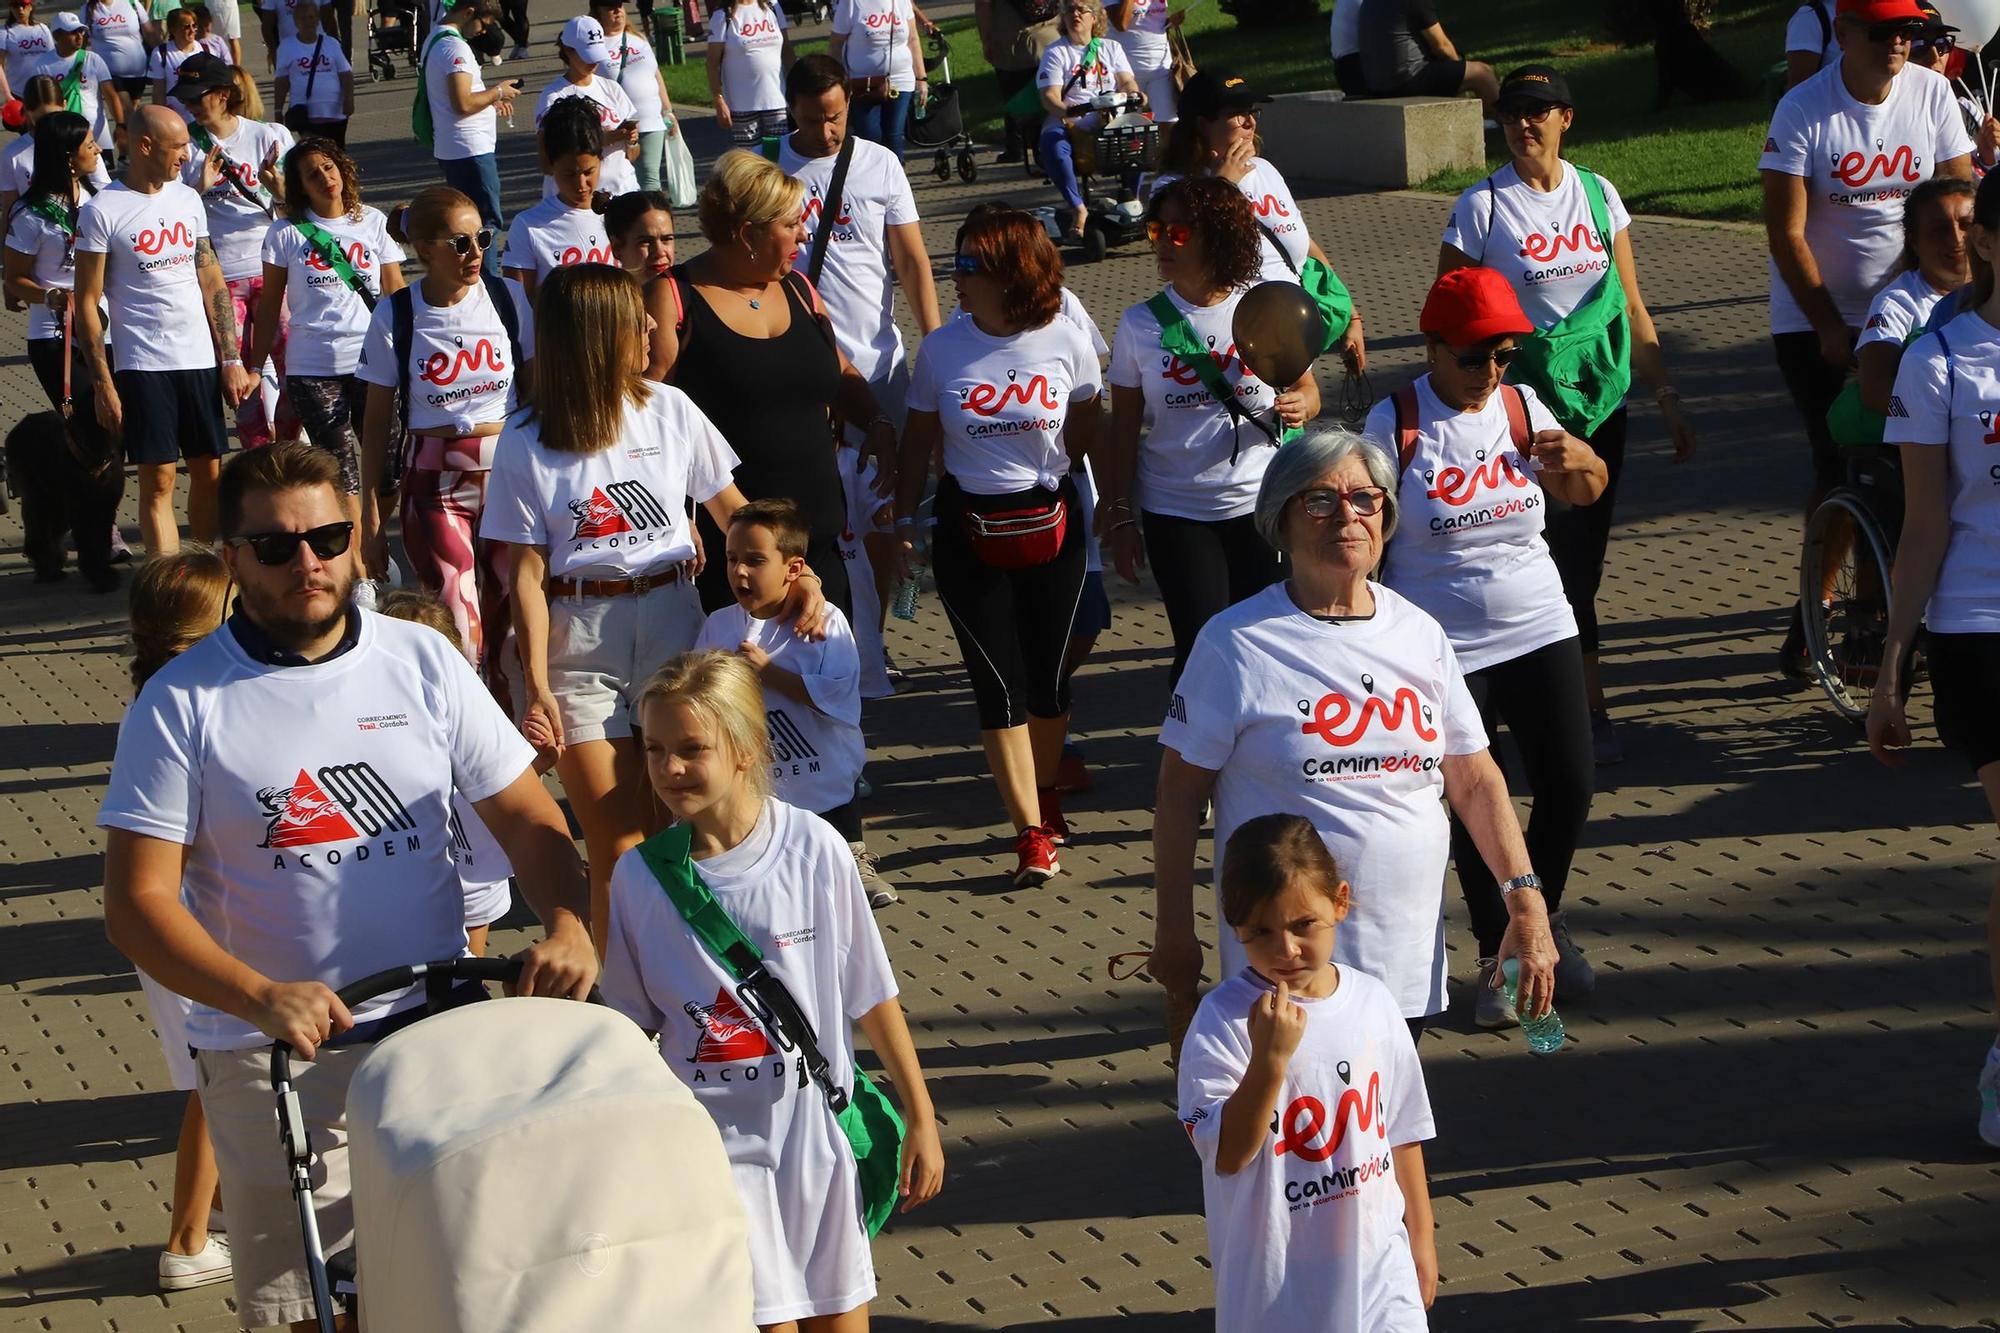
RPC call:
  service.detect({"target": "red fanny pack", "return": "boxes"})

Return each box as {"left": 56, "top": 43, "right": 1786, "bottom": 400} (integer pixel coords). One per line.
{"left": 963, "top": 499, "right": 1068, "bottom": 569}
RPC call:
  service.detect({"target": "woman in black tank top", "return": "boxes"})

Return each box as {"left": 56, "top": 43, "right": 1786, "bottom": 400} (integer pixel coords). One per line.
{"left": 650, "top": 150, "right": 901, "bottom": 616}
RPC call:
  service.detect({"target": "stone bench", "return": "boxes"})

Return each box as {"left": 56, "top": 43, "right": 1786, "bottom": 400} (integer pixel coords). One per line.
{"left": 1256, "top": 91, "right": 1485, "bottom": 190}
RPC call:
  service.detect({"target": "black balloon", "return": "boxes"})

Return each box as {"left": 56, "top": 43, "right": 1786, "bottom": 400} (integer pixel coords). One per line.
{"left": 1231, "top": 281, "right": 1323, "bottom": 389}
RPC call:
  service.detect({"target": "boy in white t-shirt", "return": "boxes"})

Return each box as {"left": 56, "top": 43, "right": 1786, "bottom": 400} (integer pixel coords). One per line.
{"left": 694, "top": 499, "right": 896, "bottom": 908}
{"left": 1179, "top": 812, "right": 1438, "bottom": 1333}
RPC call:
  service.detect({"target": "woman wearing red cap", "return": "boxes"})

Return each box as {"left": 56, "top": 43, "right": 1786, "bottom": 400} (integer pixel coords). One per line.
{"left": 1439, "top": 63, "right": 1696, "bottom": 768}
{"left": 1364, "top": 266, "right": 1607, "bottom": 1031}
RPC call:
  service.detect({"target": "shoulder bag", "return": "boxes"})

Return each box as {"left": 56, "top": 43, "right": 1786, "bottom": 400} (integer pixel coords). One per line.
{"left": 637, "top": 823, "right": 906, "bottom": 1238}
{"left": 283, "top": 34, "right": 325, "bottom": 133}
{"left": 1504, "top": 166, "right": 1632, "bottom": 438}
{"left": 1253, "top": 213, "right": 1353, "bottom": 358}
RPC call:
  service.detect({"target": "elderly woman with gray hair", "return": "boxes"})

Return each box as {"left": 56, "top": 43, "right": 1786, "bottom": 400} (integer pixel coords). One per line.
{"left": 1151, "top": 424, "right": 1558, "bottom": 1039}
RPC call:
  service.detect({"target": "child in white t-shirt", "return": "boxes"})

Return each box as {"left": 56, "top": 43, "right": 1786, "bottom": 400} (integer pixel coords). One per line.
{"left": 1179, "top": 813, "right": 1439, "bottom": 1333}
{"left": 694, "top": 498, "right": 895, "bottom": 908}
{"left": 600, "top": 649, "right": 944, "bottom": 1328}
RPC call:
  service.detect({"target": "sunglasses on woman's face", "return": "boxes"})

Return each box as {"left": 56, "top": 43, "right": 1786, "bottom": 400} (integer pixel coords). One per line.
{"left": 1915, "top": 33, "right": 1956, "bottom": 55}
{"left": 1453, "top": 345, "right": 1521, "bottom": 371}
{"left": 953, "top": 253, "right": 985, "bottom": 275}
{"left": 232, "top": 521, "right": 355, "bottom": 567}
{"left": 1298, "top": 487, "right": 1387, "bottom": 518}
{"left": 1498, "top": 102, "right": 1557, "bottom": 126}
{"left": 1146, "top": 219, "right": 1191, "bottom": 247}
{"left": 440, "top": 229, "right": 496, "bottom": 256}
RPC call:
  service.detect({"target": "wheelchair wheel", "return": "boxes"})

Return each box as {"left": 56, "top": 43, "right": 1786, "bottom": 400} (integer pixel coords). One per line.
{"left": 1800, "top": 485, "right": 1896, "bottom": 722}
{"left": 933, "top": 149, "right": 950, "bottom": 181}
{"left": 958, "top": 148, "right": 977, "bottom": 182}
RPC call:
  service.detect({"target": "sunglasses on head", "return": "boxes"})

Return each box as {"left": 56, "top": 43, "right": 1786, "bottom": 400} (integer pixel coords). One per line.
{"left": 1865, "top": 20, "right": 1924, "bottom": 42}
{"left": 232, "top": 521, "right": 355, "bottom": 566}
{"left": 1146, "top": 219, "right": 1191, "bottom": 247}
{"left": 953, "top": 253, "right": 985, "bottom": 275}
{"left": 1453, "top": 345, "right": 1521, "bottom": 371}
{"left": 439, "top": 228, "right": 496, "bottom": 256}
{"left": 1298, "top": 486, "right": 1388, "bottom": 518}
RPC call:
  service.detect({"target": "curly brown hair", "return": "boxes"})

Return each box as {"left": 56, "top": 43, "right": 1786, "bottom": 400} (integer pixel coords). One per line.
{"left": 952, "top": 208, "right": 1064, "bottom": 329}
{"left": 1148, "top": 175, "right": 1262, "bottom": 292}
{"left": 284, "top": 137, "right": 365, "bottom": 221}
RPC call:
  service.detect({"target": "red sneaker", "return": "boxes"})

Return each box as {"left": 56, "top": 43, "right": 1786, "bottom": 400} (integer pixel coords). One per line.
{"left": 1012, "top": 825, "right": 1060, "bottom": 887}
{"left": 1037, "top": 786, "right": 1069, "bottom": 846}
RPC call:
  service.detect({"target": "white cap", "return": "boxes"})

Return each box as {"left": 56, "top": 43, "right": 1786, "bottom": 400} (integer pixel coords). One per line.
{"left": 559, "top": 15, "right": 611, "bottom": 64}
{"left": 50, "top": 11, "right": 85, "bottom": 31}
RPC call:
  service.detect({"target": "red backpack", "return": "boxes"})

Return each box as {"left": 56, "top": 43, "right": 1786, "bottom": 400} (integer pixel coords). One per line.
{"left": 1390, "top": 381, "right": 1531, "bottom": 478}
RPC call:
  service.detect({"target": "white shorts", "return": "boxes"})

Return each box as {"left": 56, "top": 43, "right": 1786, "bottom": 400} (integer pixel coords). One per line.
{"left": 136, "top": 968, "right": 198, "bottom": 1092}
{"left": 548, "top": 579, "right": 706, "bottom": 744}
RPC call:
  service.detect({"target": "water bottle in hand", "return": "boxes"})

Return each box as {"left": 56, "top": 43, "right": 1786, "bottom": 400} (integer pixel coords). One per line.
{"left": 1500, "top": 959, "right": 1565, "bottom": 1054}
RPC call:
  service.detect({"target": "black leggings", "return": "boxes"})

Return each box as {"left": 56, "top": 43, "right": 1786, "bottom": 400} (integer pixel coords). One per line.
{"left": 1773, "top": 329, "right": 1851, "bottom": 493}
{"left": 1448, "top": 635, "right": 1595, "bottom": 957}
{"left": 1543, "top": 406, "right": 1627, "bottom": 659}
{"left": 1142, "top": 509, "right": 1283, "bottom": 691}
{"left": 24, "top": 336, "right": 123, "bottom": 580}
{"left": 932, "top": 476, "right": 1087, "bottom": 730}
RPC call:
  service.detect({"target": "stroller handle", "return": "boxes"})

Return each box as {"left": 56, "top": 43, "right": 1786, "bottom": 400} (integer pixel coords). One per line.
{"left": 269, "top": 956, "right": 525, "bottom": 1085}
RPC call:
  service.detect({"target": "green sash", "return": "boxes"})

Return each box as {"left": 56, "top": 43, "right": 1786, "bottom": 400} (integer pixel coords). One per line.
{"left": 292, "top": 216, "right": 377, "bottom": 309}
{"left": 1507, "top": 167, "right": 1633, "bottom": 437}
{"left": 1146, "top": 291, "right": 1296, "bottom": 455}
{"left": 412, "top": 30, "right": 452, "bottom": 150}
{"left": 60, "top": 48, "right": 86, "bottom": 115}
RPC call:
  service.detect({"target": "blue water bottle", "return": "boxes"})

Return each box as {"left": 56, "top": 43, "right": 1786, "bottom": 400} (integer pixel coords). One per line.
{"left": 1500, "top": 959, "right": 1566, "bottom": 1053}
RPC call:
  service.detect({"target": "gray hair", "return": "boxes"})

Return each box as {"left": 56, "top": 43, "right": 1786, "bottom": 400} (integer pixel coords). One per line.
{"left": 1252, "top": 424, "right": 1399, "bottom": 553}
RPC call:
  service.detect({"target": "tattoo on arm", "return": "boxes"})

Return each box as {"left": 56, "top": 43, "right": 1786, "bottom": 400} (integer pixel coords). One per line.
{"left": 197, "top": 242, "right": 241, "bottom": 359}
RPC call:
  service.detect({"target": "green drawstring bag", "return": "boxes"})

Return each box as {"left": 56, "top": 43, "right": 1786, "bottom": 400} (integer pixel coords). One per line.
{"left": 1508, "top": 168, "right": 1633, "bottom": 438}
{"left": 637, "top": 824, "right": 906, "bottom": 1238}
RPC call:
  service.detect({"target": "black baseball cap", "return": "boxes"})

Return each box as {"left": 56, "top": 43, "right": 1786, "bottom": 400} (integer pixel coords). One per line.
{"left": 1917, "top": 2, "right": 1959, "bottom": 35}
{"left": 1178, "top": 69, "right": 1268, "bottom": 122}
{"left": 1496, "top": 64, "right": 1573, "bottom": 112}
{"left": 171, "top": 53, "right": 236, "bottom": 100}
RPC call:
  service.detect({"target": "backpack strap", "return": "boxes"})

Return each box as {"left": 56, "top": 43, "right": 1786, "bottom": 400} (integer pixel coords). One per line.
{"left": 390, "top": 283, "right": 415, "bottom": 438}
{"left": 1392, "top": 382, "right": 1420, "bottom": 478}
{"left": 1936, "top": 325, "right": 1955, "bottom": 411}
{"left": 1499, "top": 382, "right": 1531, "bottom": 451}
{"left": 480, "top": 270, "right": 524, "bottom": 372}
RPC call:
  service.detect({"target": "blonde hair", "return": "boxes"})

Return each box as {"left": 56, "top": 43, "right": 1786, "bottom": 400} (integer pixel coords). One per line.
{"left": 228, "top": 66, "right": 265, "bottom": 123}
{"left": 696, "top": 149, "right": 804, "bottom": 250}
{"left": 128, "top": 548, "right": 231, "bottom": 690}
{"left": 528, "top": 265, "right": 652, "bottom": 454}
{"left": 1071, "top": 0, "right": 1108, "bottom": 37}
{"left": 637, "top": 651, "right": 773, "bottom": 798}
{"left": 373, "top": 588, "right": 463, "bottom": 652}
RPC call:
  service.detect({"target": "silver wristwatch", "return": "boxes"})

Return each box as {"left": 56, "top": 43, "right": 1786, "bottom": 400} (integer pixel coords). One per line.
{"left": 1499, "top": 872, "right": 1543, "bottom": 896}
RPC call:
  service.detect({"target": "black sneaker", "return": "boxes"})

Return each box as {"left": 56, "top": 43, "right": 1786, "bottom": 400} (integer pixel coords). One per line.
{"left": 1778, "top": 610, "right": 1812, "bottom": 682}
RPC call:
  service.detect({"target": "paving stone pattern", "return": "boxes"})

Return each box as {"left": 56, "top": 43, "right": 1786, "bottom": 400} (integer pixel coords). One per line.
{"left": 3, "top": 15, "right": 1998, "bottom": 1330}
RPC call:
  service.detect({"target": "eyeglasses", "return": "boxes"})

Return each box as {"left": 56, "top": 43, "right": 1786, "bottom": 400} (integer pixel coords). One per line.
{"left": 1864, "top": 20, "right": 1923, "bottom": 43}
{"left": 1497, "top": 102, "right": 1558, "bottom": 126}
{"left": 231, "top": 521, "right": 355, "bottom": 566}
{"left": 1298, "top": 487, "right": 1388, "bottom": 518}
{"left": 1146, "top": 219, "right": 1191, "bottom": 247}
{"left": 1453, "top": 345, "right": 1521, "bottom": 371}
{"left": 1914, "top": 33, "right": 1956, "bottom": 54}
{"left": 440, "top": 229, "right": 496, "bottom": 256}
{"left": 952, "top": 253, "right": 985, "bottom": 275}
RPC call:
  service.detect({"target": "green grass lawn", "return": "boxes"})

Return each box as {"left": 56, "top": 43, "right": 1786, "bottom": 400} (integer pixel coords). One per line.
{"left": 654, "top": 0, "right": 1802, "bottom": 222}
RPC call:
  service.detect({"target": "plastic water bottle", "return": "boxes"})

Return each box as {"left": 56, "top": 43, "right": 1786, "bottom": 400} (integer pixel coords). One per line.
{"left": 890, "top": 570, "right": 921, "bottom": 622}
{"left": 1500, "top": 959, "right": 1566, "bottom": 1054}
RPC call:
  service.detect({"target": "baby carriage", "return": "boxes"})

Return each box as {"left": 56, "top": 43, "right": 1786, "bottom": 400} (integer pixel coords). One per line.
{"left": 908, "top": 28, "right": 977, "bottom": 183}
{"left": 366, "top": 0, "right": 419, "bottom": 80}
{"left": 273, "top": 956, "right": 756, "bottom": 1332}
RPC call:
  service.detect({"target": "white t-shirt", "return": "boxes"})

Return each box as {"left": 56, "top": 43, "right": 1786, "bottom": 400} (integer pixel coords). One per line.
{"left": 3, "top": 132, "right": 106, "bottom": 196}
{"left": 481, "top": 385, "right": 740, "bottom": 576}
{"left": 1108, "top": 285, "right": 1280, "bottom": 522}
{"left": 1760, "top": 62, "right": 1973, "bottom": 335}
{"left": 1179, "top": 966, "right": 1434, "bottom": 1333}
{"left": 778, "top": 134, "right": 919, "bottom": 383}
{"left": 83, "top": 0, "right": 149, "bottom": 77}
{"left": 833, "top": 0, "right": 915, "bottom": 90}
{"left": 500, "top": 195, "right": 614, "bottom": 282}
{"left": 598, "top": 30, "right": 667, "bottom": 132}
{"left": 1036, "top": 35, "right": 1132, "bottom": 131}
{"left": 1159, "top": 582, "right": 1486, "bottom": 1017}
{"left": 259, "top": 0, "right": 305, "bottom": 48}
{"left": 180, "top": 116, "right": 294, "bottom": 281}
{"left": 599, "top": 800, "right": 896, "bottom": 1318}
{"left": 423, "top": 27, "right": 494, "bottom": 161}
{"left": 536, "top": 76, "right": 640, "bottom": 197}
{"left": 709, "top": 1, "right": 788, "bottom": 114}
{"left": 1367, "top": 377, "right": 1579, "bottom": 673}
{"left": 448, "top": 793, "right": 513, "bottom": 928}
{"left": 260, "top": 208, "right": 402, "bottom": 377}
{"left": 0, "top": 23, "right": 55, "bottom": 93}
{"left": 275, "top": 34, "right": 351, "bottom": 122}
{"left": 74, "top": 180, "right": 214, "bottom": 373}
{"left": 30, "top": 50, "right": 114, "bottom": 145}
{"left": 97, "top": 613, "right": 535, "bottom": 1050}
{"left": 1441, "top": 162, "right": 1633, "bottom": 329}
{"left": 1155, "top": 160, "right": 1310, "bottom": 284}
{"left": 146, "top": 39, "right": 202, "bottom": 113}
{"left": 1856, "top": 267, "right": 1950, "bottom": 351}
{"left": 907, "top": 314, "right": 1103, "bottom": 495}
{"left": 205, "top": 0, "right": 240, "bottom": 44}
{"left": 1882, "top": 308, "right": 2000, "bottom": 633}
{"left": 696, "top": 603, "right": 867, "bottom": 816}
{"left": 4, "top": 202, "right": 109, "bottom": 341}
{"left": 356, "top": 278, "right": 519, "bottom": 434}
{"left": 1784, "top": 0, "right": 1838, "bottom": 68}
{"left": 1111, "top": 0, "right": 1171, "bottom": 72}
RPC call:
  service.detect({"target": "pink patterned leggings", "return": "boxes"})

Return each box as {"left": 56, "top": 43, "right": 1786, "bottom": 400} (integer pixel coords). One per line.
{"left": 227, "top": 275, "right": 298, "bottom": 448}
{"left": 399, "top": 438, "right": 511, "bottom": 703}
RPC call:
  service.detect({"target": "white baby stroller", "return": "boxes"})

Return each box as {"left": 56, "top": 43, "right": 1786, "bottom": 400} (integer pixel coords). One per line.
{"left": 272, "top": 956, "right": 756, "bottom": 1332}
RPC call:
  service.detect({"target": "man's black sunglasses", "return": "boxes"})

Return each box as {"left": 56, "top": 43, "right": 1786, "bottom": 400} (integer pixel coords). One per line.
{"left": 1865, "top": 20, "right": 1925, "bottom": 42}
{"left": 232, "top": 521, "right": 355, "bottom": 566}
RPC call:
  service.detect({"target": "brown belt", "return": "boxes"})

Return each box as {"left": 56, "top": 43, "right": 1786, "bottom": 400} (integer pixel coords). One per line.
{"left": 546, "top": 565, "right": 683, "bottom": 597}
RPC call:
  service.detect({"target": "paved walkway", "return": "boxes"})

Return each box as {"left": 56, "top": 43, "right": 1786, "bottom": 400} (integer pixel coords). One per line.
{"left": 4, "top": 11, "right": 1999, "bottom": 1330}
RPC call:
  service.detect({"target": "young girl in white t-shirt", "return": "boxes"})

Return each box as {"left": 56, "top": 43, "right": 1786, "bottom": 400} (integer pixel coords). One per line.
{"left": 600, "top": 649, "right": 944, "bottom": 1329}
{"left": 1179, "top": 812, "right": 1437, "bottom": 1333}
{"left": 501, "top": 98, "right": 614, "bottom": 306}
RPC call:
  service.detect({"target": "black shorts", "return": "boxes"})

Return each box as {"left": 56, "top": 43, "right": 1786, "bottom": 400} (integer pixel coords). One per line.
{"left": 110, "top": 75, "right": 148, "bottom": 99}
{"left": 1927, "top": 631, "right": 2000, "bottom": 773}
{"left": 1378, "top": 56, "right": 1465, "bottom": 99}
{"left": 113, "top": 367, "right": 228, "bottom": 466}
{"left": 1772, "top": 330, "right": 1851, "bottom": 491}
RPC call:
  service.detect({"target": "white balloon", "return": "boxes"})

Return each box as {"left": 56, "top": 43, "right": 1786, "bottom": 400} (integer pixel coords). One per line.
{"left": 1933, "top": 0, "right": 2000, "bottom": 47}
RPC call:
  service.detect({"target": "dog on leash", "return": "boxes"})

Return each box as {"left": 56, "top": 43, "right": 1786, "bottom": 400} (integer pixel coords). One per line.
{"left": 1652, "top": 0, "right": 1747, "bottom": 108}
{"left": 4, "top": 409, "right": 125, "bottom": 592}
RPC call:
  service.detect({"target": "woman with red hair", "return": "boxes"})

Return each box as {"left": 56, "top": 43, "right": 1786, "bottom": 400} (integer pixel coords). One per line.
{"left": 894, "top": 208, "right": 1102, "bottom": 888}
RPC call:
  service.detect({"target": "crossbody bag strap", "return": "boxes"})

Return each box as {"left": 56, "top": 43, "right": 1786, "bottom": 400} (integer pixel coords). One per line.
{"left": 1477, "top": 172, "right": 1496, "bottom": 264}
{"left": 1146, "top": 291, "right": 1277, "bottom": 462}
{"left": 61, "top": 48, "right": 85, "bottom": 111}
{"left": 303, "top": 33, "right": 324, "bottom": 102}
{"left": 804, "top": 130, "right": 853, "bottom": 289}
{"left": 190, "top": 121, "right": 275, "bottom": 218}
{"left": 1575, "top": 166, "right": 1618, "bottom": 288}
{"left": 292, "top": 216, "right": 376, "bottom": 307}
{"left": 1253, "top": 215, "right": 1301, "bottom": 278}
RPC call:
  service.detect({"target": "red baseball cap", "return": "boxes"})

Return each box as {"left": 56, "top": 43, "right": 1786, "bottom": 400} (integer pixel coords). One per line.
{"left": 1836, "top": 0, "right": 1929, "bottom": 22}
{"left": 1419, "top": 267, "right": 1535, "bottom": 346}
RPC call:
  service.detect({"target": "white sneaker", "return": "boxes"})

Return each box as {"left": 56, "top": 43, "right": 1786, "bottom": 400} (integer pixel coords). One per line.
{"left": 1979, "top": 1041, "right": 2000, "bottom": 1150}
{"left": 1473, "top": 957, "right": 1518, "bottom": 1030}
{"left": 159, "top": 1235, "right": 232, "bottom": 1291}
